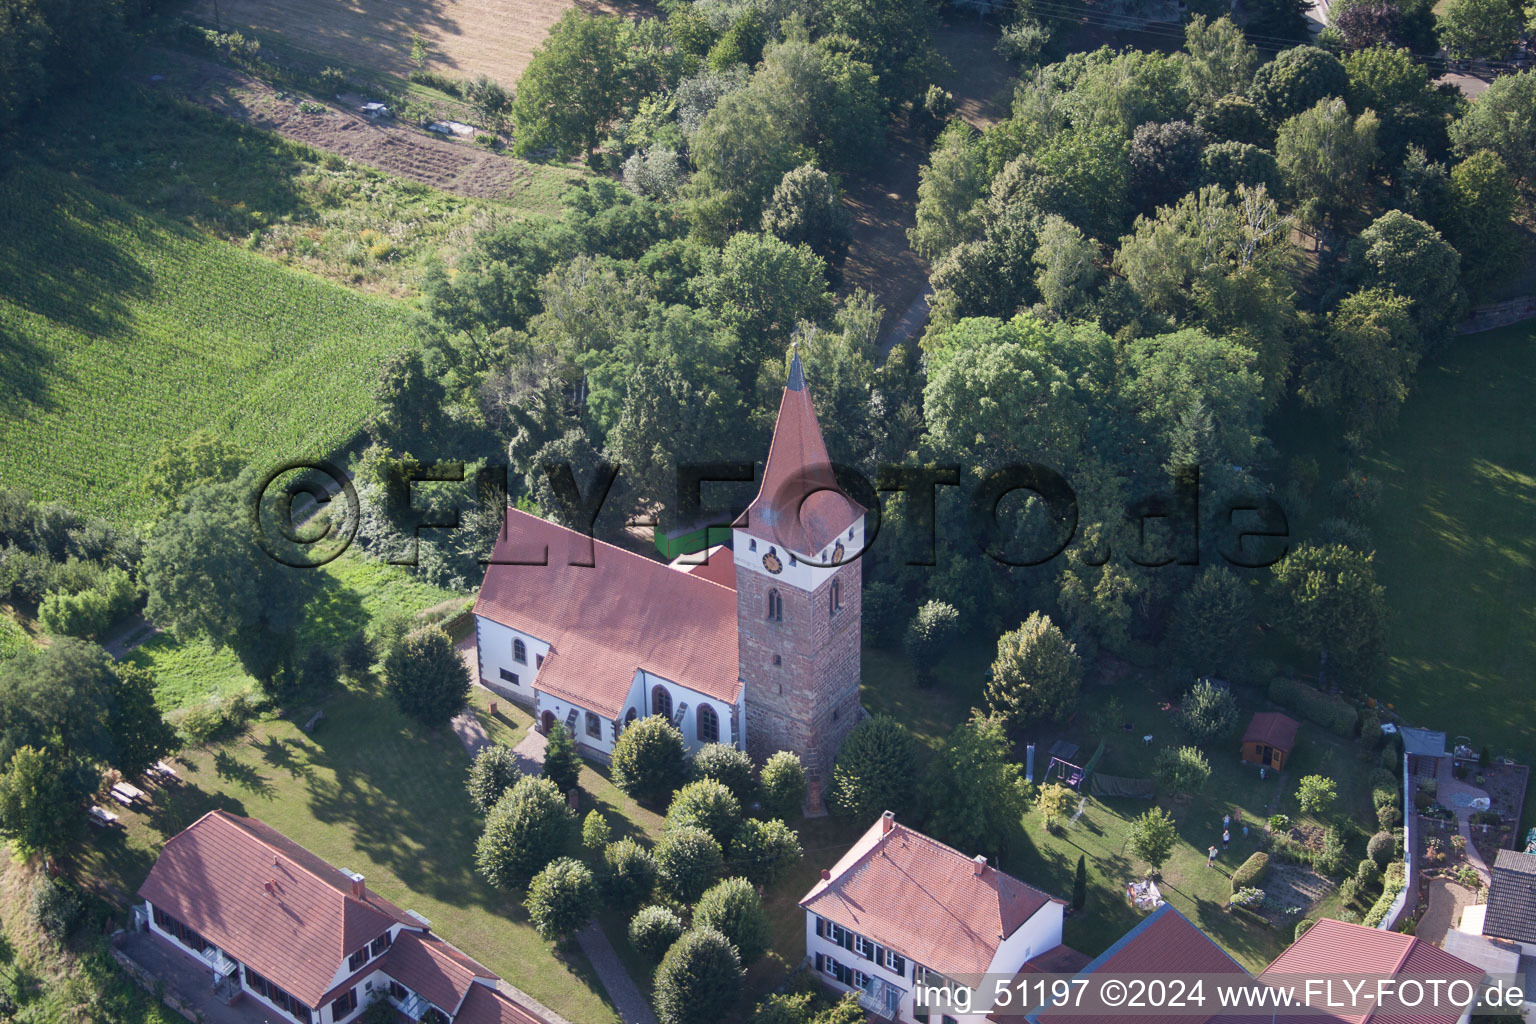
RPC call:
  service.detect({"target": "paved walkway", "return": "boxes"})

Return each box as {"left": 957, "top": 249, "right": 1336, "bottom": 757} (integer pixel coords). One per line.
{"left": 1418, "top": 878, "right": 1477, "bottom": 945}
{"left": 1435, "top": 757, "right": 1493, "bottom": 884}
{"left": 576, "top": 923, "right": 659, "bottom": 1024}
{"left": 117, "top": 932, "right": 274, "bottom": 1024}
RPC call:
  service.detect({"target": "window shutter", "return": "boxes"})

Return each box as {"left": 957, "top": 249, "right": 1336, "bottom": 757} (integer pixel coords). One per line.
{"left": 815, "top": 917, "right": 824, "bottom": 938}
{"left": 841, "top": 929, "right": 854, "bottom": 952}
{"left": 815, "top": 953, "right": 824, "bottom": 973}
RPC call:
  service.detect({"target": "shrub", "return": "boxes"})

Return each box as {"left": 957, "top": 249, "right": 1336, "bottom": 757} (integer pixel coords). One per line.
{"left": 1317, "top": 825, "right": 1350, "bottom": 876}
{"left": 1268, "top": 677, "right": 1358, "bottom": 736}
{"left": 1153, "top": 745, "right": 1212, "bottom": 798}
{"left": 603, "top": 838, "right": 658, "bottom": 909}
{"left": 525, "top": 857, "right": 597, "bottom": 941}
{"left": 28, "top": 877, "right": 82, "bottom": 940}
{"left": 903, "top": 601, "right": 960, "bottom": 679}
{"left": 1295, "top": 918, "right": 1316, "bottom": 942}
{"left": 542, "top": 724, "right": 582, "bottom": 794}
{"left": 1232, "top": 852, "right": 1271, "bottom": 892}
{"left": 1037, "top": 782, "right": 1076, "bottom": 832}
{"left": 1372, "top": 786, "right": 1398, "bottom": 810}
{"left": 383, "top": 626, "right": 470, "bottom": 728}
{"left": 690, "top": 743, "right": 756, "bottom": 804}
{"left": 629, "top": 904, "right": 686, "bottom": 960}
{"left": 1296, "top": 774, "right": 1338, "bottom": 813}
{"left": 474, "top": 775, "right": 577, "bottom": 890}
{"left": 612, "top": 715, "right": 688, "bottom": 804}
{"left": 1368, "top": 831, "right": 1396, "bottom": 868}
{"left": 666, "top": 780, "right": 743, "bottom": 846}
{"left": 582, "top": 811, "right": 611, "bottom": 852}
{"left": 758, "top": 751, "right": 806, "bottom": 819}
{"left": 317, "top": 66, "right": 347, "bottom": 91}
{"left": 729, "top": 817, "right": 802, "bottom": 888}
{"left": 466, "top": 745, "right": 523, "bottom": 814}
{"left": 1357, "top": 858, "right": 1382, "bottom": 886}
{"left": 654, "top": 927, "right": 743, "bottom": 1024}
{"left": 1230, "top": 886, "right": 1266, "bottom": 909}
{"left": 1338, "top": 876, "right": 1362, "bottom": 905}
{"left": 1377, "top": 804, "right": 1402, "bottom": 829}
{"left": 655, "top": 826, "right": 723, "bottom": 903}
{"left": 1269, "top": 814, "right": 1290, "bottom": 832}
{"left": 1178, "top": 679, "right": 1240, "bottom": 739}
{"left": 178, "top": 690, "right": 257, "bottom": 745}
{"left": 828, "top": 715, "right": 919, "bottom": 823}
{"left": 1360, "top": 712, "right": 1382, "bottom": 748}
{"left": 751, "top": 992, "right": 816, "bottom": 1024}
{"left": 693, "top": 877, "right": 770, "bottom": 964}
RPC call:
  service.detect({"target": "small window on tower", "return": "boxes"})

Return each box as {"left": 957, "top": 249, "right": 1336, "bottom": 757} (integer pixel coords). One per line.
{"left": 772, "top": 654, "right": 781, "bottom": 666}
{"left": 831, "top": 580, "right": 841, "bottom": 616}
{"left": 749, "top": 539, "right": 757, "bottom": 552}
{"left": 767, "top": 589, "right": 783, "bottom": 621}
{"left": 848, "top": 527, "right": 855, "bottom": 540}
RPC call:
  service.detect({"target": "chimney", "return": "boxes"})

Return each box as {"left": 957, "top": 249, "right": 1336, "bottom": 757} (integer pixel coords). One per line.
{"left": 349, "top": 872, "right": 366, "bottom": 900}
{"left": 820, "top": 869, "right": 831, "bottom": 881}
{"left": 881, "top": 811, "right": 894, "bottom": 835}
{"left": 973, "top": 854, "right": 988, "bottom": 877}
{"left": 264, "top": 880, "right": 275, "bottom": 895}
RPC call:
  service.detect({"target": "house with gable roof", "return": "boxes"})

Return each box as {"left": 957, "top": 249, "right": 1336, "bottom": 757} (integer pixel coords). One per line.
{"left": 135, "top": 810, "right": 552, "bottom": 1024}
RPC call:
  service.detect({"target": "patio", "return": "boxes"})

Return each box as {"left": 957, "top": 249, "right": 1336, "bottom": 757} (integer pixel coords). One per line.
{"left": 115, "top": 930, "right": 276, "bottom": 1024}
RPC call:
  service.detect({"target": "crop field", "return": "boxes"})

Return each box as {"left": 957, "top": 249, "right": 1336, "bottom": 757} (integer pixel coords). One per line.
{"left": 188, "top": 0, "right": 654, "bottom": 88}
{"left": 0, "top": 166, "right": 416, "bottom": 522}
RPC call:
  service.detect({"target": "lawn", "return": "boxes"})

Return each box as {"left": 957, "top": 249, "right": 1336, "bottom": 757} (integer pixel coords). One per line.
{"left": 1270, "top": 320, "right": 1536, "bottom": 824}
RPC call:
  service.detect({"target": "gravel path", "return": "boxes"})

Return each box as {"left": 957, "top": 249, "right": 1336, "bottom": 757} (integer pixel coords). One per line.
{"left": 576, "top": 923, "right": 659, "bottom": 1024}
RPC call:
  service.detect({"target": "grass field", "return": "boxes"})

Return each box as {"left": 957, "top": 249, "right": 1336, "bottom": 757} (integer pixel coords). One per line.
{"left": 1271, "top": 320, "right": 1536, "bottom": 822}
{"left": 0, "top": 166, "right": 416, "bottom": 522}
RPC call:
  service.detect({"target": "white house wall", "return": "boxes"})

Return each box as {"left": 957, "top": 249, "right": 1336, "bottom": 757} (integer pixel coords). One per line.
{"left": 475, "top": 616, "right": 550, "bottom": 707}
{"left": 981, "top": 903, "right": 1066, "bottom": 1013}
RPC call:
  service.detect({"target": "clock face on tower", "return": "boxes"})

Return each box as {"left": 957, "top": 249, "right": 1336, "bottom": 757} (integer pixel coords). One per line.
{"left": 762, "top": 550, "right": 783, "bottom": 574}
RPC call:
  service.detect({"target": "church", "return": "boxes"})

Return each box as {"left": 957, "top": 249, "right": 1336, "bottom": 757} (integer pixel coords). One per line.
{"left": 472, "top": 351, "right": 866, "bottom": 803}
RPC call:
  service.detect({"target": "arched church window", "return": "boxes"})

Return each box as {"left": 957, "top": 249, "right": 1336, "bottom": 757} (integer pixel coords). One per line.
{"left": 652, "top": 686, "right": 672, "bottom": 722}
{"left": 513, "top": 639, "right": 526, "bottom": 663}
{"left": 767, "top": 589, "right": 783, "bottom": 621}
{"left": 831, "top": 580, "right": 841, "bottom": 616}
{"left": 697, "top": 705, "right": 719, "bottom": 744}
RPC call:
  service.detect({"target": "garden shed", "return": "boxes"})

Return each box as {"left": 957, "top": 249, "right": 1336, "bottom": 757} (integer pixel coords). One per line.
{"left": 1401, "top": 727, "right": 1448, "bottom": 778}
{"left": 1240, "top": 712, "right": 1298, "bottom": 770}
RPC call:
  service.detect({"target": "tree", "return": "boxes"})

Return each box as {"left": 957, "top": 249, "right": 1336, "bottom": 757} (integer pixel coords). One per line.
{"left": 370, "top": 349, "right": 445, "bottom": 452}
{"left": 1154, "top": 745, "right": 1213, "bottom": 799}
{"left": 1200, "top": 141, "right": 1283, "bottom": 196}
{"left": 686, "top": 88, "right": 810, "bottom": 240}
{"left": 1299, "top": 287, "right": 1421, "bottom": 437}
{"left": 1346, "top": 210, "right": 1465, "bottom": 346}
{"left": 1032, "top": 215, "right": 1100, "bottom": 319}
{"left": 1251, "top": 47, "right": 1349, "bottom": 125}
{"left": 144, "top": 431, "right": 251, "bottom": 521}
{"left": 1450, "top": 71, "right": 1536, "bottom": 188}
{"left": 109, "top": 663, "right": 178, "bottom": 778}
{"left": 611, "top": 715, "right": 688, "bottom": 804}
{"left": 1446, "top": 150, "right": 1519, "bottom": 290}
{"left": 665, "top": 780, "right": 743, "bottom": 846}
{"left": 758, "top": 751, "right": 806, "bottom": 819}
{"left": 603, "top": 837, "right": 658, "bottom": 909}
{"left": 729, "top": 818, "right": 803, "bottom": 888}
{"left": 525, "top": 857, "right": 597, "bottom": 941}
{"left": 1245, "top": 0, "right": 1313, "bottom": 42}
{"left": 511, "top": 11, "right": 623, "bottom": 158}
{"left": 761, "top": 164, "right": 852, "bottom": 272}
{"left": 1038, "top": 782, "right": 1076, "bottom": 832}
{"left": 921, "top": 715, "right": 1031, "bottom": 862}
{"left": 542, "top": 723, "right": 582, "bottom": 794}
{"left": 142, "top": 473, "right": 316, "bottom": 686}
{"left": 1177, "top": 679, "right": 1241, "bottom": 740}
{"left": 382, "top": 627, "right": 469, "bottom": 729}
{"left": 654, "top": 928, "right": 743, "bottom": 1024}
{"left": 1276, "top": 98, "right": 1380, "bottom": 246}
{"left": 1270, "top": 544, "right": 1388, "bottom": 676}
{"left": 467, "top": 745, "right": 523, "bottom": 814}
{"left": 689, "top": 743, "right": 756, "bottom": 805}
{"left": 828, "top": 715, "right": 920, "bottom": 823}
{"left": 902, "top": 600, "right": 960, "bottom": 682}
{"left": 1129, "top": 121, "right": 1210, "bottom": 216}
{"left": 1297, "top": 774, "right": 1339, "bottom": 813}
{"left": 1437, "top": 0, "right": 1523, "bottom": 59}
{"left": 655, "top": 826, "right": 724, "bottom": 903}
{"left": 909, "top": 123, "right": 987, "bottom": 261}
{"left": 582, "top": 810, "right": 611, "bottom": 852}
{"left": 1128, "top": 807, "right": 1179, "bottom": 874}
{"left": 1167, "top": 568, "right": 1255, "bottom": 674}
{"left": 629, "top": 904, "right": 686, "bottom": 960}
{"left": 1072, "top": 855, "right": 1088, "bottom": 911}
{"left": 696, "top": 232, "right": 832, "bottom": 387}
{"left": 693, "top": 877, "right": 770, "bottom": 964}
{"left": 475, "top": 775, "right": 577, "bottom": 890}
{"left": 985, "top": 612, "right": 1082, "bottom": 728}
{"left": 1182, "top": 16, "right": 1261, "bottom": 107}
{"left": 0, "top": 746, "right": 95, "bottom": 855}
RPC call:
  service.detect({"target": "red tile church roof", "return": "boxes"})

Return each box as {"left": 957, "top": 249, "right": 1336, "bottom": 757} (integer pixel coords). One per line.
{"left": 474, "top": 509, "right": 741, "bottom": 719}
{"left": 735, "top": 352, "right": 863, "bottom": 557}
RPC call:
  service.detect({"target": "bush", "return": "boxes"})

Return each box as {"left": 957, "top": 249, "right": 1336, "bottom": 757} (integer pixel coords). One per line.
{"left": 903, "top": 601, "right": 960, "bottom": 679}
{"left": 178, "top": 690, "right": 257, "bottom": 745}
{"left": 1360, "top": 712, "right": 1382, "bottom": 749}
{"left": 612, "top": 715, "right": 688, "bottom": 804}
{"left": 542, "top": 723, "right": 582, "bottom": 794}
{"left": 1295, "top": 918, "right": 1316, "bottom": 942}
{"left": 1231, "top": 852, "right": 1271, "bottom": 892}
{"left": 655, "top": 826, "right": 724, "bottom": 903}
{"left": 1377, "top": 804, "right": 1402, "bottom": 829}
{"left": 29, "top": 877, "right": 82, "bottom": 940}
{"left": 1269, "top": 814, "right": 1290, "bottom": 832}
{"left": 1363, "top": 866, "right": 1407, "bottom": 927}
{"left": 1268, "top": 677, "right": 1358, "bottom": 736}
{"left": 730, "top": 817, "right": 802, "bottom": 888}
{"left": 654, "top": 927, "right": 743, "bottom": 1024}
{"left": 693, "top": 877, "right": 770, "bottom": 964}
{"left": 758, "top": 751, "right": 806, "bottom": 819}
{"left": 1153, "top": 745, "right": 1212, "bottom": 798}
{"left": 1178, "top": 679, "right": 1240, "bottom": 739}
{"left": 1338, "top": 876, "right": 1362, "bottom": 906}
{"left": 582, "top": 810, "right": 611, "bottom": 852}
{"left": 474, "top": 776, "right": 577, "bottom": 890}
{"left": 466, "top": 745, "right": 522, "bottom": 814}
{"left": 1317, "top": 825, "right": 1350, "bottom": 876}
{"left": 603, "top": 838, "right": 658, "bottom": 909}
{"left": 383, "top": 626, "right": 470, "bottom": 728}
{"left": 525, "top": 857, "right": 597, "bottom": 941}
{"left": 629, "top": 904, "right": 687, "bottom": 960}
{"left": 1368, "top": 831, "right": 1396, "bottom": 868}
{"left": 317, "top": 66, "right": 347, "bottom": 91}
{"left": 408, "top": 68, "right": 464, "bottom": 96}
{"left": 1357, "top": 858, "right": 1382, "bottom": 886}
{"left": 666, "top": 779, "right": 743, "bottom": 846}
{"left": 1296, "top": 774, "right": 1338, "bottom": 813}
{"left": 1230, "top": 886, "right": 1266, "bottom": 909}
{"left": 828, "top": 715, "right": 919, "bottom": 823}
{"left": 1372, "top": 786, "right": 1398, "bottom": 810}
{"left": 690, "top": 743, "right": 756, "bottom": 804}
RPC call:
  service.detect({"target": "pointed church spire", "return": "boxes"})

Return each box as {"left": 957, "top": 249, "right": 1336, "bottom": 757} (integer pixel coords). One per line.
{"left": 787, "top": 343, "right": 805, "bottom": 392}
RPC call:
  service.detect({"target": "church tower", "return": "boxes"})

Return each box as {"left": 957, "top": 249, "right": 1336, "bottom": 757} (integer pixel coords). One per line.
{"left": 734, "top": 351, "right": 865, "bottom": 809}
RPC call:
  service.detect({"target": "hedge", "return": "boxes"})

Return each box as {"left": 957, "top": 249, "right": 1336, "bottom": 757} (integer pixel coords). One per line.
{"left": 1363, "top": 871, "right": 1406, "bottom": 927}
{"left": 1231, "top": 852, "right": 1270, "bottom": 892}
{"left": 1268, "top": 677, "right": 1359, "bottom": 736}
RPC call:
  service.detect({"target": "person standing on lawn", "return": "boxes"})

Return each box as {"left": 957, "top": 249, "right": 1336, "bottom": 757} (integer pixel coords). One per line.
{"left": 1208, "top": 844, "right": 1218, "bottom": 866}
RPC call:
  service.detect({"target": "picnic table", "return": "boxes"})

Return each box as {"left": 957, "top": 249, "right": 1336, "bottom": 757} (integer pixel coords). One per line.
{"left": 110, "top": 781, "right": 147, "bottom": 806}
{"left": 88, "top": 806, "right": 120, "bottom": 828}
{"left": 152, "top": 760, "right": 179, "bottom": 781}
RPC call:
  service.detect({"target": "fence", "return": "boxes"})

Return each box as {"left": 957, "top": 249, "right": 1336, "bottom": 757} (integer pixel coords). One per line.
{"left": 1377, "top": 754, "right": 1417, "bottom": 931}
{"left": 1458, "top": 296, "right": 1536, "bottom": 335}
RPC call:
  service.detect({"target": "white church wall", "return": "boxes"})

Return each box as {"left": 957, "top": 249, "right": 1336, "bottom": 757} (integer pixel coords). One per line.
{"left": 475, "top": 617, "right": 550, "bottom": 709}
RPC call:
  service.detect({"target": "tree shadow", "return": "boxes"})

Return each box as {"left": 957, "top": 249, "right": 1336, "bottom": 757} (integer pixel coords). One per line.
{"left": 213, "top": 749, "right": 275, "bottom": 797}
{"left": 256, "top": 735, "right": 315, "bottom": 781}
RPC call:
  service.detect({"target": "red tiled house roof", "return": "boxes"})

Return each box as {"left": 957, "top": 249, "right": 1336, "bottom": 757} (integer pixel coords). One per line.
{"left": 1243, "top": 712, "right": 1299, "bottom": 751}
{"left": 137, "top": 810, "right": 414, "bottom": 1007}
{"left": 454, "top": 984, "right": 550, "bottom": 1024}
{"left": 735, "top": 352, "right": 863, "bottom": 558}
{"left": 381, "top": 930, "right": 494, "bottom": 1014}
{"left": 474, "top": 508, "right": 741, "bottom": 718}
{"left": 801, "top": 813, "right": 1063, "bottom": 978}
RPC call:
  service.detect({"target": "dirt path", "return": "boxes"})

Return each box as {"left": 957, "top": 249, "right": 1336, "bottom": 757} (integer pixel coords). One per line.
{"left": 1418, "top": 879, "right": 1476, "bottom": 945}
{"left": 143, "top": 48, "right": 560, "bottom": 200}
